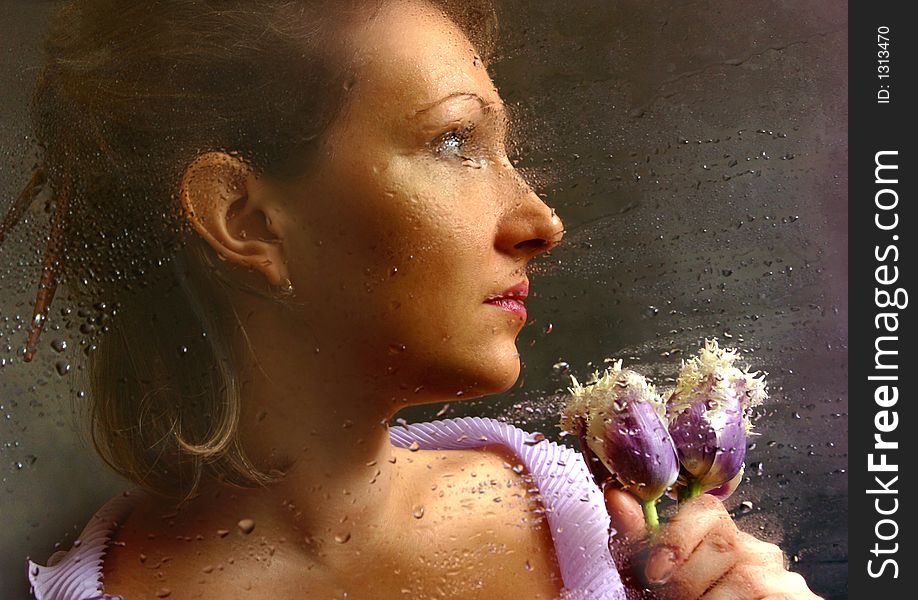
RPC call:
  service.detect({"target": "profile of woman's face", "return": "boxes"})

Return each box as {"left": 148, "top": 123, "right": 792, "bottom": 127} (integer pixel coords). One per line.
{"left": 274, "top": 0, "right": 564, "bottom": 403}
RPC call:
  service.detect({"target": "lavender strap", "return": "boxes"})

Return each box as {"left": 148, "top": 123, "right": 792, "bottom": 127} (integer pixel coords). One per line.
{"left": 26, "top": 492, "right": 135, "bottom": 600}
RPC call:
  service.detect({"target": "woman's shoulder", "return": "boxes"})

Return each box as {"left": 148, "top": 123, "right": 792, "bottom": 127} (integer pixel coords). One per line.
{"left": 100, "top": 488, "right": 338, "bottom": 599}
{"left": 395, "top": 417, "right": 622, "bottom": 598}
{"left": 373, "top": 438, "right": 567, "bottom": 598}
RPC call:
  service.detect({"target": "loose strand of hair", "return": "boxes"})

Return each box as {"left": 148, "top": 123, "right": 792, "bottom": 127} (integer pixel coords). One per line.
{"left": 0, "top": 166, "right": 46, "bottom": 245}
{"left": 24, "top": 173, "right": 71, "bottom": 362}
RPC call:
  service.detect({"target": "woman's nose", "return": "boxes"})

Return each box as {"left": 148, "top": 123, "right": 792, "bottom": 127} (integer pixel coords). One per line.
{"left": 495, "top": 176, "right": 565, "bottom": 260}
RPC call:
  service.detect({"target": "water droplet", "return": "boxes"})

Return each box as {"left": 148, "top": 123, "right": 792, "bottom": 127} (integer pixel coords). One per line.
{"left": 412, "top": 505, "right": 425, "bottom": 519}
{"left": 237, "top": 519, "right": 255, "bottom": 534}
{"left": 155, "top": 588, "right": 172, "bottom": 598}
{"left": 217, "top": 529, "right": 230, "bottom": 538}
{"left": 524, "top": 432, "right": 546, "bottom": 446}
{"left": 408, "top": 441, "right": 420, "bottom": 452}
{"left": 334, "top": 532, "right": 351, "bottom": 544}
{"left": 55, "top": 361, "right": 70, "bottom": 376}
{"left": 51, "top": 339, "right": 67, "bottom": 353}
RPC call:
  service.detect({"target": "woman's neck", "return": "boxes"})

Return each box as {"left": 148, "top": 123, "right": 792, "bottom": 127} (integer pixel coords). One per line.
{"left": 205, "top": 295, "right": 418, "bottom": 567}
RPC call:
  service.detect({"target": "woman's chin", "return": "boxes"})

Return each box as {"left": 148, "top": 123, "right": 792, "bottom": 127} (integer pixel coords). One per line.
{"left": 468, "top": 345, "right": 522, "bottom": 396}
{"left": 399, "top": 340, "right": 522, "bottom": 402}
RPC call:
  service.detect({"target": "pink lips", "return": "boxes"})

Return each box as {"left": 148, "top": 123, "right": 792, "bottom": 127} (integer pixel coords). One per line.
{"left": 484, "top": 281, "right": 529, "bottom": 319}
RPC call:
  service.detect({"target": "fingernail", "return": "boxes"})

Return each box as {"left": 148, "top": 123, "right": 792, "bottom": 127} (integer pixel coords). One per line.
{"left": 645, "top": 546, "right": 676, "bottom": 585}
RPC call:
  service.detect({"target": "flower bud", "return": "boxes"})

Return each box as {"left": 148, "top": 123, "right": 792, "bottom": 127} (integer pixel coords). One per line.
{"left": 667, "top": 339, "right": 767, "bottom": 496}
{"left": 562, "top": 361, "right": 679, "bottom": 504}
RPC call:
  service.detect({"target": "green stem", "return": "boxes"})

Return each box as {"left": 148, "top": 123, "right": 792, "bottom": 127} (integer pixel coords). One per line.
{"left": 689, "top": 478, "right": 703, "bottom": 497}
{"left": 642, "top": 499, "right": 660, "bottom": 535}
{"left": 677, "top": 478, "right": 704, "bottom": 503}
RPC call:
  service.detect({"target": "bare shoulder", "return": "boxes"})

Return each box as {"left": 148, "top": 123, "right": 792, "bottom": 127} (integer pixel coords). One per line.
{"left": 101, "top": 492, "right": 332, "bottom": 600}
{"left": 402, "top": 444, "right": 565, "bottom": 598}
{"left": 100, "top": 492, "right": 181, "bottom": 598}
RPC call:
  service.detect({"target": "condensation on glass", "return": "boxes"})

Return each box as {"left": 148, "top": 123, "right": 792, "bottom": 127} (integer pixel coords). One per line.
{"left": 1, "top": 2, "right": 846, "bottom": 599}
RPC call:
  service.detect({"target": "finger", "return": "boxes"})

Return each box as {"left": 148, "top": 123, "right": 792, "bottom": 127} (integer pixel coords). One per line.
{"left": 657, "top": 527, "right": 737, "bottom": 599}
{"left": 735, "top": 532, "right": 786, "bottom": 571}
{"left": 700, "top": 566, "right": 817, "bottom": 600}
{"left": 698, "top": 564, "right": 772, "bottom": 600}
{"left": 761, "top": 571, "right": 824, "bottom": 600}
{"left": 604, "top": 486, "right": 646, "bottom": 543}
{"left": 648, "top": 494, "right": 737, "bottom": 585}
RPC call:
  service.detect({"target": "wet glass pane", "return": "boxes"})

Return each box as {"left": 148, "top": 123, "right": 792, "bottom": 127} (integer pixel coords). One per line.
{"left": 2, "top": 1, "right": 845, "bottom": 599}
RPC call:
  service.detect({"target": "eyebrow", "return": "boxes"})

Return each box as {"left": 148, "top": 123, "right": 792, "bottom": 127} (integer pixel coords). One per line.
{"left": 413, "top": 92, "right": 497, "bottom": 117}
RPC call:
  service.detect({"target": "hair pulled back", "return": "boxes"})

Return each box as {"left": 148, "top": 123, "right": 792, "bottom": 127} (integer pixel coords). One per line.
{"left": 2, "top": 0, "right": 498, "bottom": 499}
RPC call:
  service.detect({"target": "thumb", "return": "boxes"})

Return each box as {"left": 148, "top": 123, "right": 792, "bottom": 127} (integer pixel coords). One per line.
{"left": 604, "top": 486, "right": 646, "bottom": 544}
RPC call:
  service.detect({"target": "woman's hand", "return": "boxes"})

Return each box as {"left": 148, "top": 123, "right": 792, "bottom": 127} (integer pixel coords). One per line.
{"left": 604, "top": 488, "right": 823, "bottom": 600}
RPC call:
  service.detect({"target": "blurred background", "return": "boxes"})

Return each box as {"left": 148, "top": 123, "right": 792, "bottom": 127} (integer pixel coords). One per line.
{"left": 1, "top": 1, "right": 847, "bottom": 597}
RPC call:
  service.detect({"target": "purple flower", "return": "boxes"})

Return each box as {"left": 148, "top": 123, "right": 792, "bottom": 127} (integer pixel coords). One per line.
{"left": 666, "top": 340, "right": 767, "bottom": 498}
{"left": 705, "top": 465, "right": 745, "bottom": 500}
{"left": 562, "top": 361, "right": 679, "bottom": 506}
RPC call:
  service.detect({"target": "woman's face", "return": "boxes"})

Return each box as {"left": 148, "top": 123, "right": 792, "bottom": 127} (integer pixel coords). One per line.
{"left": 279, "top": 0, "right": 563, "bottom": 403}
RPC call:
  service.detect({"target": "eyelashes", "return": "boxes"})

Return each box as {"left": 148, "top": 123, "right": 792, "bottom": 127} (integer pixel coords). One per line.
{"left": 431, "top": 123, "right": 477, "bottom": 158}
{"left": 427, "top": 109, "right": 509, "bottom": 161}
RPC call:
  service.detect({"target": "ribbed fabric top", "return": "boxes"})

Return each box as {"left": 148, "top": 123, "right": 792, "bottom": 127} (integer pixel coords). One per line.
{"left": 27, "top": 416, "right": 624, "bottom": 599}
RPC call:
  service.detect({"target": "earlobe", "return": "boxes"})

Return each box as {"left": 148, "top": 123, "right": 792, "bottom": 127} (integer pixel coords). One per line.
{"left": 179, "top": 152, "right": 289, "bottom": 287}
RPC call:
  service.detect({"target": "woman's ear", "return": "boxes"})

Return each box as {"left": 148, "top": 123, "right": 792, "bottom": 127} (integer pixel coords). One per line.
{"left": 179, "top": 152, "right": 290, "bottom": 288}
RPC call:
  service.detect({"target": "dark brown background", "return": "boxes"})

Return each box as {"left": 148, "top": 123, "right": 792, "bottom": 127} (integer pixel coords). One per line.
{"left": 1, "top": 1, "right": 847, "bottom": 598}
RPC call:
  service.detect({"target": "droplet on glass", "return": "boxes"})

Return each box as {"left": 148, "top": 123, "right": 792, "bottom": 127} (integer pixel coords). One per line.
{"left": 237, "top": 518, "right": 255, "bottom": 534}
{"left": 334, "top": 532, "right": 351, "bottom": 544}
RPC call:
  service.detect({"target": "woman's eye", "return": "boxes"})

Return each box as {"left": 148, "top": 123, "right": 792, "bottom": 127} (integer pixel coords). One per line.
{"left": 432, "top": 125, "right": 475, "bottom": 157}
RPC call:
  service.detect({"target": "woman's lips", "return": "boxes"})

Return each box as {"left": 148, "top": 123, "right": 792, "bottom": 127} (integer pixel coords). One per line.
{"left": 484, "top": 297, "right": 527, "bottom": 319}
{"left": 483, "top": 280, "right": 529, "bottom": 319}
